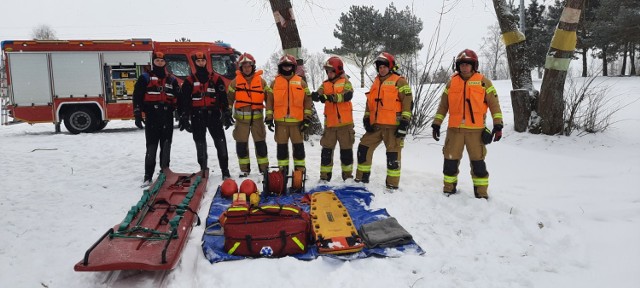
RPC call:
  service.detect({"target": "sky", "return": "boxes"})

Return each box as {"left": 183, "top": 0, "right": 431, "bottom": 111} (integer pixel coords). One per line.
{"left": 1, "top": 77, "right": 639, "bottom": 287}
{"left": 1, "top": 0, "right": 505, "bottom": 66}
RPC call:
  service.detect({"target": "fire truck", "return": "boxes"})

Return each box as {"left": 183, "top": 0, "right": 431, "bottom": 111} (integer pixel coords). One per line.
{"left": 1, "top": 39, "right": 238, "bottom": 133}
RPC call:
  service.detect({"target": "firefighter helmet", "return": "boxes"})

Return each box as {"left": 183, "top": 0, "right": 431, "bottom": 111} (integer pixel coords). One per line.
{"left": 220, "top": 178, "right": 238, "bottom": 198}
{"left": 237, "top": 53, "right": 256, "bottom": 74}
{"left": 239, "top": 179, "right": 259, "bottom": 196}
{"left": 455, "top": 49, "right": 479, "bottom": 72}
{"left": 323, "top": 56, "right": 344, "bottom": 75}
{"left": 374, "top": 52, "right": 397, "bottom": 72}
{"left": 277, "top": 54, "right": 297, "bottom": 76}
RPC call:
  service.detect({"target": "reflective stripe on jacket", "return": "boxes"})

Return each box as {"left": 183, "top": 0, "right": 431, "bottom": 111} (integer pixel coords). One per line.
{"left": 273, "top": 75, "right": 305, "bottom": 121}
{"left": 143, "top": 73, "right": 177, "bottom": 104}
{"left": 367, "top": 74, "right": 401, "bottom": 125}
{"left": 323, "top": 76, "right": 353, "bottom": 127}
{"left": 186, "top": 74, "right": 218, "bottom": 108}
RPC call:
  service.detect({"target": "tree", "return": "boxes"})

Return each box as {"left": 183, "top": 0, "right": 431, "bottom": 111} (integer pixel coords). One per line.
{"left": 480, "top": 23, "right": 507, "bottom": 80}
{"left": 575, "top": 0, "right": 601, "bottom": 77}
{"left": 31, "top": 24, "right": 57, "bottom": 40}
{"left": 521, "top": 0, "right": 551, "bottom": 78}
{"left": 380, "top": 3, "right": 424, "bottom": 56}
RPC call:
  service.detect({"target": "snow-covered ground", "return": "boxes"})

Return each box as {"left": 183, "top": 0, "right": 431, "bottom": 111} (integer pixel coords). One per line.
{"left": 1, "top": 77, "right": 639, "bottom": 288}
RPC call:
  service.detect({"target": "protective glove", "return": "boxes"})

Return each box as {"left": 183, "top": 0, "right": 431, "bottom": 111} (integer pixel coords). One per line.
{"left": 311, "top": 91, "right": 320, "bottom": 102}
{"left": 363, "top": 117, "right": 374, "bottom": 133}
{"left": 222, "top": 109, "right": 235, "bottom": 130}
{"left": 265, "top": 118, "right": 274, "bottom": 132}
{"left": 178, "top": 113, "right": 191, "bottom": 132}
{"left": 492, "top": 124, "right": 503, "bottom": 142}
{"left": 325, "top": 94, "right": 336, "bottom": 103}
{"left": 300, "top": 118, "right": 311, "bottom": 132}
{"left": 481, "top": 127, "right": 493, "bottom": 144}
{"left": 134, "top": 108, "right": 144, "bottom": 129}
{"left": 431, "top": 124, "right": 440, "bottom": 141}
{"left": 395, "top": 119, "right": 409, "bottom": 138}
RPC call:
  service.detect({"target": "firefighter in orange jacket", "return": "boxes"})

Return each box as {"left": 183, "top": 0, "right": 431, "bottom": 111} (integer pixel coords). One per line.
{"left": 179, "top": 51, "right": 233, "bottom": 180}
{"left": 227, "top": 53, "right": 272, "bottom": 177}
{"left": 311, "top": 56, "right": 355, "bottom": 181}
{"left": 265, "top": 54, "right": 312, "bottom": 175}
{"left": 355, "top": 52, "right": 413, "bottom": 190}
{"left": 132, "top": 51, "right": 181, "bottom": 186}
{"left": 431, "top": 49, "right": 503, "bottom": 199}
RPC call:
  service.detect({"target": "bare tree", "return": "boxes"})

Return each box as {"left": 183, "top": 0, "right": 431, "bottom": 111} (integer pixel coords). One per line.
{"left": 480, "top": 23, "right": 507, "bottom": 80}
{"left": 31, "top": 24, "right": 57, "bottom": 40}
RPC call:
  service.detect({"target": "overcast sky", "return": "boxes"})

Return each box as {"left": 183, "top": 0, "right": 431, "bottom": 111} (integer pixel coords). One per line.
{"left": 1, "top": 0, "right": 516, "bottom": 66}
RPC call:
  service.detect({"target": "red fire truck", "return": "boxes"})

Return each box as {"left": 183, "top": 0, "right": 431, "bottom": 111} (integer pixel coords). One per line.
{"left": 1, "top": 39, "right": 238, "bottom": 133}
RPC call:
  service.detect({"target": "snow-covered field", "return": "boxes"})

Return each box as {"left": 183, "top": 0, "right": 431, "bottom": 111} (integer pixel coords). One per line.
{"left": 1, "top": 77, "right": 639, "bottom": 288}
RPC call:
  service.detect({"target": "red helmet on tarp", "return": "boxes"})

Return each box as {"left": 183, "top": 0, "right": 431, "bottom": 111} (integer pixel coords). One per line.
{"left": 239, "top": 179, "right": 259, "bottom": 196}
{"left": 455, "top": 49, "right": 479, "bottom": 72}
{"left": 220, "top": 179, "right": 238, "bottom": 198}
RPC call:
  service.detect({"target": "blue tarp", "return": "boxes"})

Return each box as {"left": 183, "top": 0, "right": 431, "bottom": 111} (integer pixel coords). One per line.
{"left": 201, "top": 184, "right": 425, "bottom": 263}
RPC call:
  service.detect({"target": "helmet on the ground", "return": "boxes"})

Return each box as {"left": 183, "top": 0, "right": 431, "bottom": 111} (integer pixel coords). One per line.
{"left": 323, "top": 56, "right": 344, "bottom": 75}
{"left": 220, "top": 178, "right": 238, "bottom": 198}
{"left": 455, "top": 49, "right": 479, "bottom": 72}
{"left": 239, "top": 179, "right": 259, "bottom": 196}
{"left": 374, "top": 52, "right": 397, "bottom": 72}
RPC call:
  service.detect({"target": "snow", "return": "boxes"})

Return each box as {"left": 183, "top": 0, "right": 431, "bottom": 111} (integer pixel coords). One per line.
{"left": 1, "top": 76, "right": 639, "bottom": 288}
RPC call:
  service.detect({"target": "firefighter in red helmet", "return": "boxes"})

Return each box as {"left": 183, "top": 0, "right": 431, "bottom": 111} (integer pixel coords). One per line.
{"left": 311, "top": 56, "right": 355, "bottom": 182}
{"left": 227, "top": 52, "right": 272, "bottom": 177}
{"left": 431, "top": 49, "right": 503, "bottom": 199}
{"left": 355, "top": 52, "right": 413, "bottom": 190}
{"left": 133, "top": 51, "right": 181, "bottom": 187}
{"left": 179, "top": 51, "right": 233, "bottom": 180}
{"left": 265, "top": 54, "right": 313, "bottom": 175}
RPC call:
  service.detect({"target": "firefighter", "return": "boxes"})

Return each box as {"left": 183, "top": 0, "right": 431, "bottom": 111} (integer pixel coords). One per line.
{"left": 354, "top": 52, "right": 413, "bottom": 190}
{"left": 227, "top": 53, "right": 272, "bottom": 177}
{"left": 431, "top": 49, "right": 503, "bottom": 199}
{"left": 179, "top": 51, "right": 234, "bottom": 180}
{"left": 311, "top": 56, "right": 355, "bottom": 182}
{"left": 133, "top": 51, "right": 180, "bottom": 186}
{"left": 264, "top": 54, "right": 313, "bottom": 175}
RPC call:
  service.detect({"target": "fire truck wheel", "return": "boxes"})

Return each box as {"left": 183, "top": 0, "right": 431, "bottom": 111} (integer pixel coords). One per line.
{"left": 94, "top": 120, "right": 108, "bottom": 131}
{"left": 64, "top": 108, "right": 97, "bottom": 134}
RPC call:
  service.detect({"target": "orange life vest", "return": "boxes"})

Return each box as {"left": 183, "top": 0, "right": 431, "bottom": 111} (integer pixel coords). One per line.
{"left": 272, "top": 75, "right": 305, "bottom": 121}
{"left": 185, "top": 73, "right": 220, "bottom": 108}
{"left": 447, "top": 73, "right": 487, "bottom": 128}
{"left": 367, "top": 74, "right": 401, "bottom": 125}
{"left": 322, "top": 76, "right": 353, "bottom": 127}
{"left": 143, "top": 72, "right": 177, "bottom": 105}
{"left": 234, "top": 70, "right": 265, "bottom": 110}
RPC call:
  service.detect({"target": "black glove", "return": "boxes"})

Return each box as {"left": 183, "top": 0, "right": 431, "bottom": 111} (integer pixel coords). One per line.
{"left": 311, "top": 91, "right": 320, "bottom": 102}
{"left": 431, "top": 124, "right": 440, "bottom": 141}
{"left": 265, "top": 118, "right": 274, "bottom": 132}
{"left": 325, "top": 94, "right": 336, "bottom": 103}
{"left": 395, "top": 119, "right": 409, "bottom": 138}
{"left": 481, "top": 127, "right": 493, "bottom": 144}
{"left": 492, "top": 124, "right": 503, "bottom": 142}
{"left": 178, "top": 114, "right": 191, "bottom": 132}
{"left": 363, "top": 117, "right": 374, "bottom": 133}
{"left": 300, "top": 118, "right": 311, "bottom": 132}
{"left": 134, "top": 109, "right": 144, "bottom": 129}
{"left": 222, "top": 109, "right": 235, "bottom": 130}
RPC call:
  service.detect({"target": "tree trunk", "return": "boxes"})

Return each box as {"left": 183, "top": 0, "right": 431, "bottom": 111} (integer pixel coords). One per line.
{"left": 581, "top": 48, "right": 588, "bottom": 77}
{"left": 269, "top": 0, "right": 322, "bottom": 136}
{"left": 602, "top": 46, "right": 608, "bottom": 76}
{"left": 631, "top": 43, "right": 637, "bottom": 76}
{"left": 538, "top": 0, "right": 583, "bottom": 135}
{"left": 360, "top": 66, "right": 365, "bottom": 88}
{"left": 620, "top": 42, "right": 629, "bottom": 76}
{"left": 492, "top": 0, "right": 536, "bottom": 133}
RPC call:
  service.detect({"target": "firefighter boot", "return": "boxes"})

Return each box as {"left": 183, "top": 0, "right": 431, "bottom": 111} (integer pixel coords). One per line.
{"left": 444, "top": 183, "right": 457, "bottom": 196}
{"left": 474, "top": 186, "right": 489, "bottom": 199}
{"left": 320, "top": 172, "right": 332, "bottom": 182}
{"left": 355, "top": 172, "right": 370, "bottom": 184}
{"left": 342, "top": 171, "right": 353, "bottom": 181}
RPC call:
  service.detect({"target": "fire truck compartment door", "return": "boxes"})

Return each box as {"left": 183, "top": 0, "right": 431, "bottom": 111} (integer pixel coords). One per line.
{"left": 8, "top": 53, "right": 52, "bottom": 106}
{"left": 51, "top": 52, "right": 102, "bottom": 98}
{"left": 103, "top": 51, "right": 151, "bottom": 66}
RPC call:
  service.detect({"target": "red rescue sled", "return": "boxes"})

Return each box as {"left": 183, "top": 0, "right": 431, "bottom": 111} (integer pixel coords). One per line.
{"left": 74, "top": 169, "right": 209, "bottom": 271}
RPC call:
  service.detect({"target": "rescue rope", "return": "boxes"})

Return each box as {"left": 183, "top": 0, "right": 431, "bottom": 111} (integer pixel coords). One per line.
{"left": 265, "top": 170, "right": 286, "bottom": 195}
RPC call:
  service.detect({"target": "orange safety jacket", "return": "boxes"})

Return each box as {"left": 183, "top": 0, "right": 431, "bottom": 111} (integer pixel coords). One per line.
{"left": 185, "top": 74, "right": 220, "bottom": 108}
{"left": 143, "top": 72, "right": 177, "bottom": 104}
{"left": 323, "top": 76, "right": 353, "bottom": 127}
{"left": 447, "top": 73, "right": 487, "bottom": 128}
{"left": 234, "top": 70, "right": 265, "bottom": 110}
{"left": 367, "top": 74, "right": 402, "bottom": 125}
{"left": 272, "top": 75, "right": 305, "bottom": 121}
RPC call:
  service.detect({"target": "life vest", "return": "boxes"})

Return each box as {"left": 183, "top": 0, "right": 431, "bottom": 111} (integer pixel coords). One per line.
{"left": 143, "top": 71, "right": 177, "bottom": 105}
{"left": 234, "top": 70, "right": 265, "bottom": 110}
{"left": 185, "top": 73, "right": 220, "bottom": 108}
{"left": 322, "top": 76, "right": 353, "bottom": 127}
{"left": 367, "top": 74, "right": 402, "bottom": 125}
{"left": 272, "top": 75, "right": 305, "bottom": 121}
{"left": 446, "top": 73, "right": 488, "bottom": 128}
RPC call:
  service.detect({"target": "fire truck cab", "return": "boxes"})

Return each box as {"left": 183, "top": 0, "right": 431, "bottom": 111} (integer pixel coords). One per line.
{"left": 1, "top": 39, "right": 238, "bottom": 134}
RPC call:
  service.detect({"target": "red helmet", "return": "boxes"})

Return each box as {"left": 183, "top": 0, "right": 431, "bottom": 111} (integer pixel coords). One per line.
{"left": 220, "top": 178, "right": 238, "bottom": 198}
{"left": 237, "top": 53, "right": 256, "bottom": 67}
{"left": 374, "top": 52, "right": 396, "bottom": 71}
{"left": 239, "top": 179, "right": 259, "bottom": 196}
{"left": 323, "top": 56, "right": 344, "bottom": 75}
{"left": 277, "top": 54, "right": 297, "bottom": 76}
{"left": 455, "top": 49, "right": 479, "bottom": 72}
